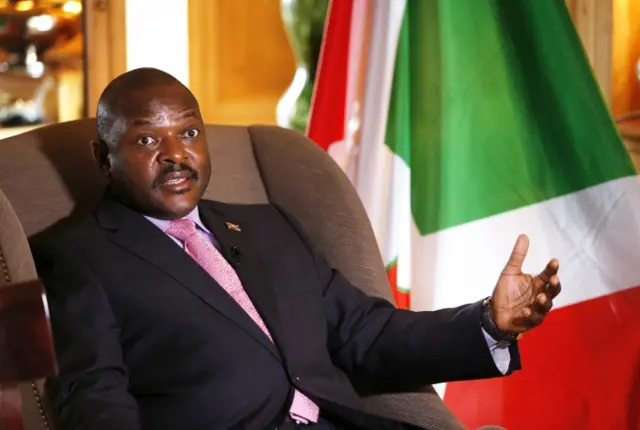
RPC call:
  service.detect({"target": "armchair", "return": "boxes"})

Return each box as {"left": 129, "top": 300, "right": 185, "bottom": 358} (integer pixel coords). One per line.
{"left": 0, "top": 119, "right": 466, "bottom": 429}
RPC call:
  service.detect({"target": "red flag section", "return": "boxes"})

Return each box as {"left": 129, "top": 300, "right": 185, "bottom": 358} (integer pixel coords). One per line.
{"left": 445, "top": 285, "right": 640, "bottom": 430}
{"left": 386, "top": 262, "right": 409, "bottom": 309}
{"left": 306, "top": 0, "right": 352, "bottom": 151}
{"left": 307, "top": 0, "right": 407, "bottom": 308}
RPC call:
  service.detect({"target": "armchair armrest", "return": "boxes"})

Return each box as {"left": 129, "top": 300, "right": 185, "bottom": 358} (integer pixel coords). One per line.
{"left": 362, "top": 387, "right": 467, "bottom": 430}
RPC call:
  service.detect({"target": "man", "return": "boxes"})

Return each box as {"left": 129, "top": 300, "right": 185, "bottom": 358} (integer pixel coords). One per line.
{"left": 33, "top": 68, "right": 561, "bottom": 430}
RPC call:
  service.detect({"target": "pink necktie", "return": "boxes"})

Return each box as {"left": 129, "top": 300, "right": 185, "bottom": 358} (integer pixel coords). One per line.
{"left": 165, "top": 219, "right": 319, "bottom": 424}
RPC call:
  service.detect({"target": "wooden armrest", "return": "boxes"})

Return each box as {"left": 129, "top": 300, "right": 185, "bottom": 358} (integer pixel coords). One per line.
{"left": 0, "top": 279, "right": 57, "bottom": 430}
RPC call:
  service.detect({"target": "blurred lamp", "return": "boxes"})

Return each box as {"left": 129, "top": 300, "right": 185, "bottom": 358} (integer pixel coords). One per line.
{"left": 62, "top": 0, "right": 82, "bottom": 15}
{"left": 15, "top": 0, "right": 34, "bottom": 12}
{"left": 27, "top": 15, "right": 56, "bottom": 33}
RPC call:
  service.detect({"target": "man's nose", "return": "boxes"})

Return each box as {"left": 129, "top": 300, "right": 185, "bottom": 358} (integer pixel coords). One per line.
{"left": 158, "top": 137, "right": 186, "bottom": 164}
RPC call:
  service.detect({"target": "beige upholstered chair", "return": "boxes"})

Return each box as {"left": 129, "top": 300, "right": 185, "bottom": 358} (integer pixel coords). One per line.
{"left": 0, "top": 119, "right": 466, "bottom": 430}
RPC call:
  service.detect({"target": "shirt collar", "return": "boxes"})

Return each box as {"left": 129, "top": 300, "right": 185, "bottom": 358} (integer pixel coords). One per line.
{"left": 144, "top": 207, "right": 210, "bottom": 234}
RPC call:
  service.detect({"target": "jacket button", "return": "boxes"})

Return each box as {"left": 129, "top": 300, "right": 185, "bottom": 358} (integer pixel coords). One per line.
{"left": 294, "top": 376, "right": 300, "bottom": 382}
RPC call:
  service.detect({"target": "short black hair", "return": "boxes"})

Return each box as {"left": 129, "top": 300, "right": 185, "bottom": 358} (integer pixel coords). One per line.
{"left": 95, "top": 68, "right": 189, "bottom": 144}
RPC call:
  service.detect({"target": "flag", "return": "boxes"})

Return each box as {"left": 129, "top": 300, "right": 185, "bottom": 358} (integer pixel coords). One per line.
{"left": 308, "top": 0, "right": 411, "bottom": 308}
{"left": 306, "top": 0, "right": 353, "bottom": 153}
{"left": 309, "top": 0, "right": 640, "bottom": 428}
{"left": 307, "top": 0, "right": 371, "bottom": 182}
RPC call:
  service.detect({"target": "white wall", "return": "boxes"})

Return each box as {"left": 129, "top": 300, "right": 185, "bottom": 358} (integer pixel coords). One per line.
{"left": 125, "top": 0, "right": 190, "bottom": 86}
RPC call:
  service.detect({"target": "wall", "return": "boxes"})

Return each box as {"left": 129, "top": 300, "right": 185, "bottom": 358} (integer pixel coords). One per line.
{"left": 85, "top": 0, "right": 127, "bottom": 115}
{"left": 565, "top": 0, "right": 640, "bottom": 118}
{"left": 188, "top": 0, "right": 296, "bottom": 125}
{"left": 125, "top": 0, "right": 293, "bottom": 125}
{"left": 611, "top": 0, "right": 640, "bottom": 117}
{"left": 125, "top": 0, "right": 190, "bottom": 86}
{"left": 566, "top": 0, "right": 613, "bottom": 102}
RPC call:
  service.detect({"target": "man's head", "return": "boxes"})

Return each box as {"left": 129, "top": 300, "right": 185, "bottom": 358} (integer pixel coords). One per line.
{"left": 92, "top": 67, "right": 211, "bottom": 220}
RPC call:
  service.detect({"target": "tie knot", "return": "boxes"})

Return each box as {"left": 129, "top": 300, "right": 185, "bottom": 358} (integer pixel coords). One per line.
{"left": 165, "top": 219, "right": 198, "bottom": 242}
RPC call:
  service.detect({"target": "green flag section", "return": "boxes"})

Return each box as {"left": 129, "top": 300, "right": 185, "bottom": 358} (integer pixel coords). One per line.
{"left": 385, "top": 0, "right": 636, "bottom": 236}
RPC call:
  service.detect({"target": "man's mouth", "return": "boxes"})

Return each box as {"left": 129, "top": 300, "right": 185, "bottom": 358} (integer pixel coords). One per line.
{"left": 165, "top": 178, "right": 188, "bottom": 185}
{"left": 159, "top": 170, "right": 195, "bottom": 189}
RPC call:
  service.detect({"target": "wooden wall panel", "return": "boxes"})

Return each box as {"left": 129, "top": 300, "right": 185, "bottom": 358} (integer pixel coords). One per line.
{"left": 566, "top": 0, "right": 614, "bottom": 103}
{"left": 565, "top": 0, "right": 640, "bottom": 168}
{"left": 188, "top": 0, "right": 296, "bottom": 125}
{"left": 611, "top": 0, "right": 640, "bottom": 117}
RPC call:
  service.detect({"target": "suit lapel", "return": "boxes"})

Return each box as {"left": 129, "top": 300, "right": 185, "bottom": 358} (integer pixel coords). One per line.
{"left": 198, "top": 202, "right": 287, "bottom": 355}
{"left": 95, "top": 197, "right": 280, "bottom": 361}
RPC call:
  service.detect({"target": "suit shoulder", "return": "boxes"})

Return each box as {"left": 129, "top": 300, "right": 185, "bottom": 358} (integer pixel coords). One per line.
{"left": 200, "top": 199, "right": 283, "bottom": 222}
{"left": 200, "top": 199, "right": 274, "bottom": 214}
{"left": 30, "top": 212, "right": 101, "bottom": 260}
{"left": 200, "top": 199, "right": 301, "bottom": 234}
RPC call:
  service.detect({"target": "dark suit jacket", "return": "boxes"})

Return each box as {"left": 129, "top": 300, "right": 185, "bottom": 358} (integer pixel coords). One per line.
{"left": 32, "top": 196, "right": 521, "bottom": 430}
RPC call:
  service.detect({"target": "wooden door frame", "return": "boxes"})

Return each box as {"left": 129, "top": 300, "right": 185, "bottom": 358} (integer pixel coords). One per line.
{"left": 83, "top": 0, "right": 127, "bottom": 117}
{"left": 187, "top": 0, "right": 218, "bottom": 122}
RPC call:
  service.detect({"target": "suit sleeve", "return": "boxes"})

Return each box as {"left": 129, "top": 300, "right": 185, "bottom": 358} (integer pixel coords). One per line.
{"left": 34, "top": 243, "right": 141, "bottom": 430}
{"left": 275, "top": 206, "right": 521, "bottom": 393}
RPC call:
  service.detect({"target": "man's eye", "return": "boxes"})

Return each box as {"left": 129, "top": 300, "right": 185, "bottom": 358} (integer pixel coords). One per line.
{"left": 184, "top": 129, "right": 199, "bottom": 138}
{"left": 137, "top": 136, "right": 156, "bottom": 146}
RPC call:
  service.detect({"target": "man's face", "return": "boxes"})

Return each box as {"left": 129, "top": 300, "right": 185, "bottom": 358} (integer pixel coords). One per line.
{"left": 97, "top": 84, "right": 211, "bottom": 220}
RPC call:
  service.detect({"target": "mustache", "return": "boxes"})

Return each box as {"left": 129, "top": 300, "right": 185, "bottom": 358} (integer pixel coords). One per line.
{"left": 153, "top": 163, "right": 200, "bottom": 187}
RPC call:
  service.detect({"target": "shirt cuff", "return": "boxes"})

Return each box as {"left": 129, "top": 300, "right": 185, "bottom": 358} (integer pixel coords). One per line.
{"left": 482, "top": 327, "right": 511, "bottom": 375}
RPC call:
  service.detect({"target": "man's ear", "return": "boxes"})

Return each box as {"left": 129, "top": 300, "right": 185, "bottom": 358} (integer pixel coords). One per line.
{"left": 90, "top": 139, "right": 111, "bottom": 176}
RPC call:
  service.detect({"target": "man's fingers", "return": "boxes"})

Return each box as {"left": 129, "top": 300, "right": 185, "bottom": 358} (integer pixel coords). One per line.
{"left": 533, "top": 292, "right": 553, "bottom": 314}
{"left": 537, "top": 259, "right": 559, "bottom": 284}
{"left": 511, "top": 285, "right": 558, "bottom": 332}
{"left": 518, "top": 307, "right": 545, "bottom": 328}
{"left": 544, "top": 274, "right": 561, "bottom": 299}
{"left": 504, "top": 234, "right": 530, "bottom": 273}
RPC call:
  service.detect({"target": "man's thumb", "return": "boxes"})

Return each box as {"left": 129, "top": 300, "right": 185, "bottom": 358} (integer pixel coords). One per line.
{"left": 505, "top": 234, "right": 529, "bottom": 271}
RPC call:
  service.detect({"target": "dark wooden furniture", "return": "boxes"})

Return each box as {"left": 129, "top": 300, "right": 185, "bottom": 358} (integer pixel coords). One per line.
{"left": 0, "top": 280, "right": 56, "bottom": 430}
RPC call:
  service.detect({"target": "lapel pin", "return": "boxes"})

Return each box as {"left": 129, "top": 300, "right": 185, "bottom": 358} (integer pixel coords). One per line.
{"left": 225, "top": 222, "right": 242, "bottom": 232}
